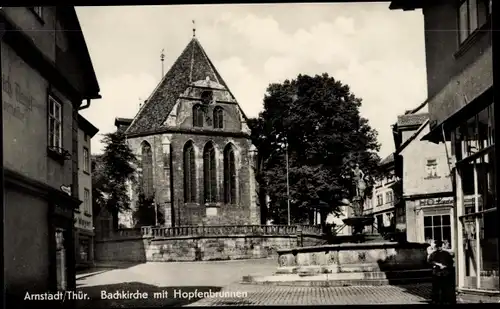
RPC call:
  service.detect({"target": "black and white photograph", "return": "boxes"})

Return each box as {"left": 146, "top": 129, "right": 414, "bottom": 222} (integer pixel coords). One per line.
{"left": 1, "top": 1, "right": 499, "bottom": 307}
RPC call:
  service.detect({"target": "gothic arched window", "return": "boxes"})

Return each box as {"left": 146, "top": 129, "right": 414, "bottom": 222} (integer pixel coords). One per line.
{"left": 224, "top": 144, "right": 237, "bottom": 204}
{"left": 141, "top": 141, "right": 154, "bottom": 198}
{"left": 203, "top": 142, "right": 217, "bottom": 203}
{"left": 193, "top": 104, "right": 204, "bottom": 127}
{"left": 213, "top": 106, "right": 224, "bottom": 129}
{"left": 183, "top": 141, "right": 197, "bottom": 203}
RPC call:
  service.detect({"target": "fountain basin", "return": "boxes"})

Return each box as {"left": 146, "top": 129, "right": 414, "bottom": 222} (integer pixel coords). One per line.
{"left": 342, "top": 216, "right": 375, "bottom": 227}
{"left": 242, "top": 241, "right": 432, "bottom": 286}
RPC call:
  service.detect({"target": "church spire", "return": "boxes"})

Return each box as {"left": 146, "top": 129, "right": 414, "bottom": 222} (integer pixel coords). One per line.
{"left": 192, "top": 20, "right": 196, "bottom": 38}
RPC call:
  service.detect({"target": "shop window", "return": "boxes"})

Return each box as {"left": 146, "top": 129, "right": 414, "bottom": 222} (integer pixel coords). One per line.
{"left": 455, "top": 102, "right": 497, "bottom": 291}
{"left": 424, "top": 214, "right": 452, "bottom": 249}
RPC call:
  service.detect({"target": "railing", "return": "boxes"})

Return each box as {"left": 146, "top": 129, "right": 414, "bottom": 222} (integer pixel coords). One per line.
{"left": 139, "top": 224, "right": 323, "bottom": 238}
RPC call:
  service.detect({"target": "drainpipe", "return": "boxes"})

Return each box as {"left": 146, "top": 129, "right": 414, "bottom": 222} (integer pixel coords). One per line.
{"left": 1, "top": 19, "right": 5, "bottom": 223}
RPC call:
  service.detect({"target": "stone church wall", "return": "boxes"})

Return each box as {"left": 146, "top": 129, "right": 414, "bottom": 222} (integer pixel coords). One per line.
{"left": 125, "top": 133, "right": 259, "bottom": 227}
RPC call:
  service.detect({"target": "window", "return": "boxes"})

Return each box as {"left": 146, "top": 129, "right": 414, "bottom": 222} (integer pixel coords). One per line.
{"left": 84, "top": 188, "right": 90, "bottom": 214}
{"left": 83, "top": 147, "right": 90, "bottom": 173}
{"left": 426, "top": 159, "right": 438, "bottom": 178}
{"left": 183, "top": 142, "right": 197, "bottom": 203}
{"left": 213, "top": 107, "right": 224, "bottom": 129}
{"left": 376, "top": 194, "right": 383, "bottom": 206}
{"left": 454, "top": 102, "right": 497, "bottom": 291}
{"left": 48, "top": 96, "right": 62, "bottom": 151}
{"left": 84, "top": 134, "right": 89, "bottom": 142}
{"left": 203, "top": 142, "right": 217, "bottom": 203}
{"left": 385, "top": 191, "right": 394, "bottom": 204}
{"left": 30, "top": 7, "right": 43, "bottom": 19}
{"left": 193, "top": 105, "right": 204, "bottom": 127}
{"left": 458, "top": 0, "right": 491, "bottom": 44}
{"left": 141, "top": 142, "right": 154, "bottom": 198}
{"left": 424, "top": 214, "right": 452, "bottom": 249}
{"left": 223, "top": 144, "right": 236, "bottom": 204}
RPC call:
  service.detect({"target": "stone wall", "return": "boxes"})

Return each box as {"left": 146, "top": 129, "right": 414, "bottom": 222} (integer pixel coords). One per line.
{"left": 95, "top": 235, "right": 325, "bottom": 262}
{"left": 95, "top": 225, "right": 325, "bottom": 262}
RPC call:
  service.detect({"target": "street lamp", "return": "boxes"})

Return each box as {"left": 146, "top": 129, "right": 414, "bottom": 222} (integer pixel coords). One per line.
{"left": 285, "top": 93, "right": 298, "bottom": 226}
{"left": 285, "top": 139, "right": 291, "bottom": 226}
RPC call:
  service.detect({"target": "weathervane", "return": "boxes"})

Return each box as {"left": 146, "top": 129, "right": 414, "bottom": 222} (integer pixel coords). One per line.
{"left": 192, "top": 20, "right": 196, "bottom": 38}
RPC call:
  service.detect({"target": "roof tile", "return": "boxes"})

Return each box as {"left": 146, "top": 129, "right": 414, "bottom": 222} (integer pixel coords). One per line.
{"left": 125, "top": 38, "right": 233, "bottom": 135}
{"left": 397, "top": 113, "right": 429, "bottom": 127}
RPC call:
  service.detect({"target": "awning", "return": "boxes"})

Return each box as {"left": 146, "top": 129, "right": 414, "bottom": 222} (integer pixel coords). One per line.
{"left": 421, "top": 86, "right": 493, "bottom": 144}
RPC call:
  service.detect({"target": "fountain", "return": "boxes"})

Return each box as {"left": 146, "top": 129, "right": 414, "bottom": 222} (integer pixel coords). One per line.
{"left": 242, "top": 164, "right": 432, "bottom": 287}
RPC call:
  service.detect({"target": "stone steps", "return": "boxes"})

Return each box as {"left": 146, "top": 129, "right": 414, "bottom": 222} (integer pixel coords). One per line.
{"left": 243, "top": 269, "right": 433, "bottom": 287}
{"left": 276, "top": 263, "right": 422, "bottom": 275}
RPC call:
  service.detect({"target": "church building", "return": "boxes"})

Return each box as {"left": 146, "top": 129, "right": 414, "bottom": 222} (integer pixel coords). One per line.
{"left": 115, "top": 33, "right": 259, "bottom": 227}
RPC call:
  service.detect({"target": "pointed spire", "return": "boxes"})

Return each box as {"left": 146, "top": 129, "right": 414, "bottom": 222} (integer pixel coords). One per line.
{"left": 192, "top": 20, "right": 196, "bottom": 38}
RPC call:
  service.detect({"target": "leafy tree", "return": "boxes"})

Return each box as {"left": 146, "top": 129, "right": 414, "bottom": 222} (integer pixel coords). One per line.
{"left": 249, "top": 73, "right": 383, "bottom": 226}
{"left": 132, "top": 192, "right": 165, "bottom": 227}
{"left": 92, "top": 132, "right": 138, "bottom": 230}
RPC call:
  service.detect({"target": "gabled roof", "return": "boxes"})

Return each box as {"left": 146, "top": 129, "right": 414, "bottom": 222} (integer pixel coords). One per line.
{"left": 395, "top": 118, "right": 430, "bottom": 155}
{"left": 58, "top": 7, "right": 100, "bottom": 100}
{"left": 78, "top": 114, "right": 99, "bottom": 137}
{"left": 125, "top": 37, "right": 237, "bottom": 135}
{"left": 397, "top": 113, "right": 429, "bottom": 128}
{"left": 0, "top": 7, "right": 100, "bottom": 101}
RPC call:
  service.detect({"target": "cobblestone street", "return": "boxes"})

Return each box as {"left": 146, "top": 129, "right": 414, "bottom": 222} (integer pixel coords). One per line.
{"left": 75, "top": 260, "right": 432, "bottom": 307}
{"left": 187, "top": 283, "right": 432, "bottom": 306}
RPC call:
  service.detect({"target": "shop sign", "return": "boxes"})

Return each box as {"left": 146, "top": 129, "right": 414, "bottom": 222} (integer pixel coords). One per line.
{"left": 418, "top": 197, "right": 454, "bottom": 207}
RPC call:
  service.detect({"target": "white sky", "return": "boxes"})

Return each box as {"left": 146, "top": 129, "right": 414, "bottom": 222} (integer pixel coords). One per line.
{"left": 76, "top": 3, "right": 427, "bottom": 158}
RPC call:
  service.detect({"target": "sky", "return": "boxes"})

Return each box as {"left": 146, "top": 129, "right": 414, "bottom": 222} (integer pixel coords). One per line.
{"left": 76, "top": 3, "right": 427, "bottom": 159}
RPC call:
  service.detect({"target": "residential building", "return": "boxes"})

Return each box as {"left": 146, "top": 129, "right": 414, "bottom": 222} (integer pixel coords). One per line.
{"left": 75, "top": 115, "right": 99, "bottom": 269}
{"left": 114, "top": 33, "right": 259, "bottom": 228}
{"left": 390, "top": 0, "right": 498, "bottom": 295}
{"left": 1, "top": 6, "right": 100, "bottom": 298}
{"left": 363, "top": 154, "right": 398, "bottom": 235}
{"left": 393, "top": 107, "right": 457, "bottom": 249}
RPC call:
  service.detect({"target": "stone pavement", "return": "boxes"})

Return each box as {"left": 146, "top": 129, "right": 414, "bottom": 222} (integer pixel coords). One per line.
{"left": 73, "top": 259, "right": 436, "bottom": 306}
{"left": 186, "top": 283, "right": 432, "bottom": 306}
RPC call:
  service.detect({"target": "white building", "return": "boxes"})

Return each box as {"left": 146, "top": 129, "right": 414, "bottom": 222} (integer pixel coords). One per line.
{"left": 75, "top": 115, "right": 99, "bottom": 268}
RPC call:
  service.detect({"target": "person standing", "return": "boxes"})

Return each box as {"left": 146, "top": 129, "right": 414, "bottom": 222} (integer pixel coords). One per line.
{"left": 427, "top": 240, "right": 456, "bottom": 304}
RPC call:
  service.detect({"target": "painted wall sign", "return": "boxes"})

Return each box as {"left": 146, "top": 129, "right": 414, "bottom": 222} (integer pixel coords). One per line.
{"left": 60, "top": 185, "right": 72, "bottom": 196}
{"left": 2, "top": 73, "right": 35, "bottom": 121}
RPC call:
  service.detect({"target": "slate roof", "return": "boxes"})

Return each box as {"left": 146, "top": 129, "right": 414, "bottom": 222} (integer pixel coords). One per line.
{"left": 379, "top": 153, "right": 394, "bottom": 166}
{"left": 125, "top": 37, "right": 235, "bottom": 135}
{"left": 396, "top": 113, "right": 429, "bottom": 127}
